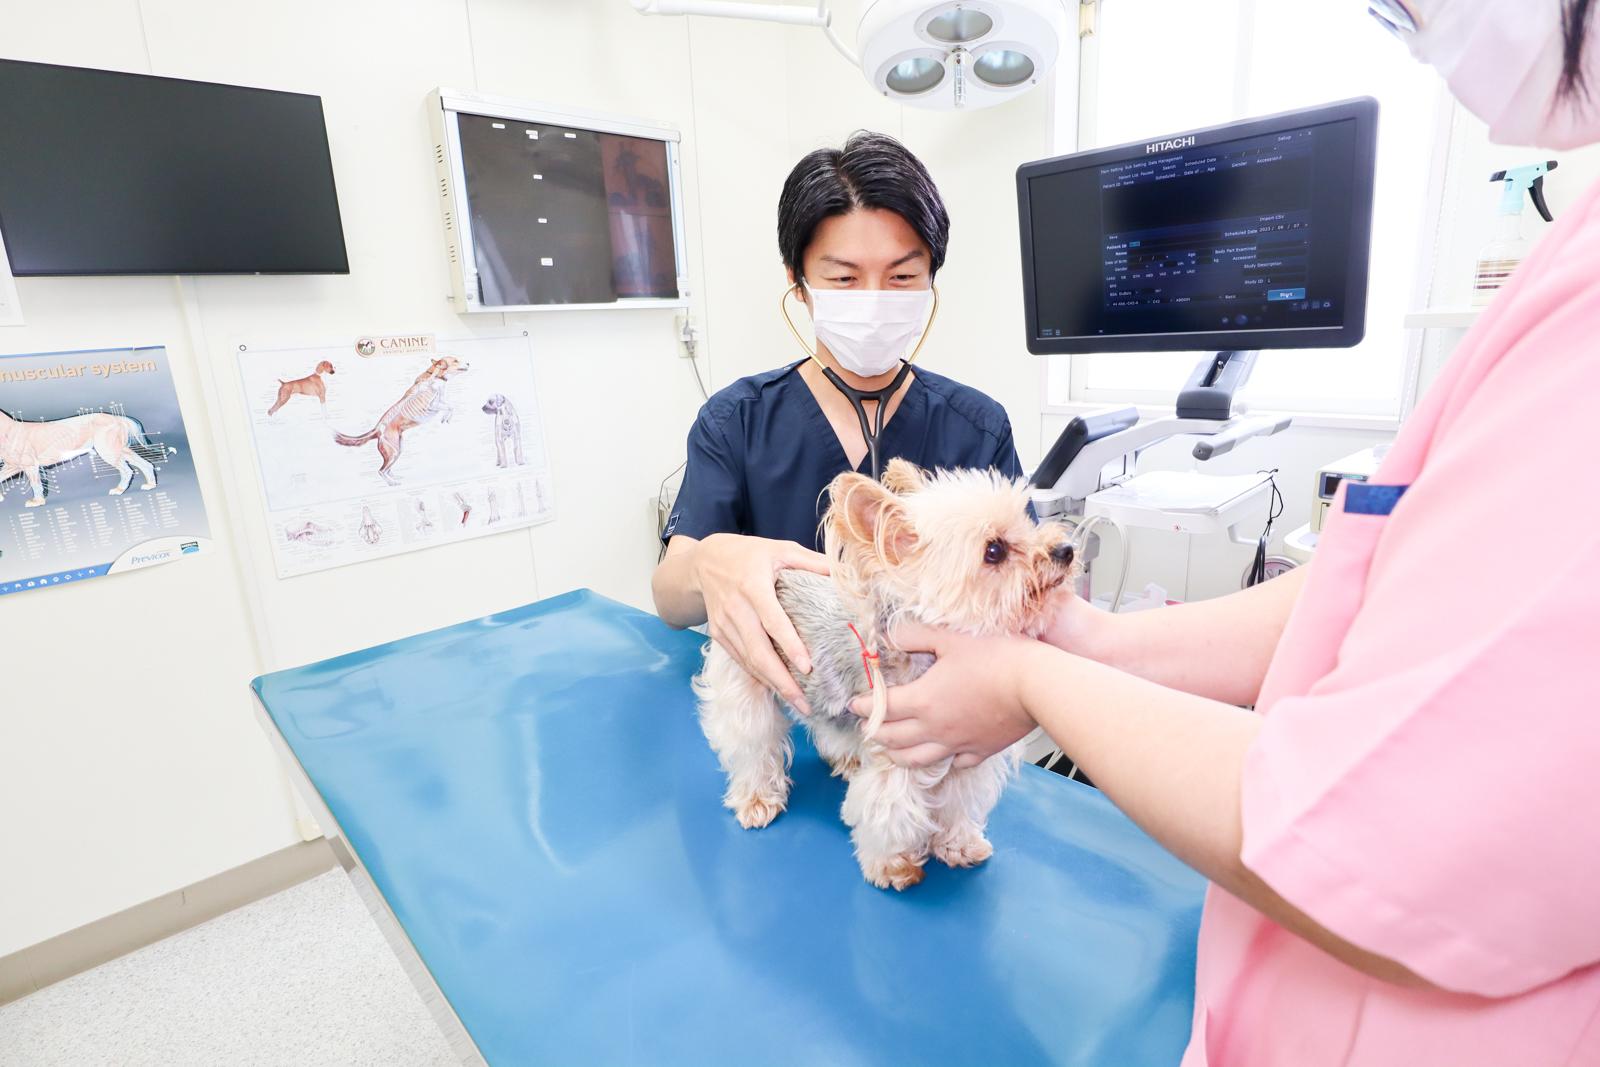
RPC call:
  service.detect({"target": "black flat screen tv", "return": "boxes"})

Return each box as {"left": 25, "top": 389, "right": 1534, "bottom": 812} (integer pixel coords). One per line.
{"left": 0, "top": 59, "right": 349, "bottom": 275}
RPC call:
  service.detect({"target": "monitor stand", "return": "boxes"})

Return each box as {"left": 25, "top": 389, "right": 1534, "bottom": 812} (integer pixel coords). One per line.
{"left": 1176, "top": 350, "right": 1258, "bottom": 420}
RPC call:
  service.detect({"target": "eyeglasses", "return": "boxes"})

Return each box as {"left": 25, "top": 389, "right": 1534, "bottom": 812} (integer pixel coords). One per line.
{"left": 1368, "top": 0, "right": 1419, "bottom": 38}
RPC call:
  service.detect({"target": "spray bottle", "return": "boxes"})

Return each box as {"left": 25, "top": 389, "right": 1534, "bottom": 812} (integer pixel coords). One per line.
{"left": 1472, "top": 161, "right": 1558, "bottom": 306}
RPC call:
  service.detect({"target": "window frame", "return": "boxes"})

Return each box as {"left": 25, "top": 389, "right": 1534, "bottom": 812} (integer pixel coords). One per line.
{"left": 1041, "top": 0, "right": 1455, "bottom": 427}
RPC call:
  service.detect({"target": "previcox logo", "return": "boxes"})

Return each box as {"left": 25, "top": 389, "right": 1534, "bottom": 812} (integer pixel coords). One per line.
{"left": 1147, "top": 136, "right": 1197, "bottom": 154}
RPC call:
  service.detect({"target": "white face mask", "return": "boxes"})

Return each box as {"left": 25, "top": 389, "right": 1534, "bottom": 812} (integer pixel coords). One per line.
{"left": 801, "top": 282, "right": 936, "bottom": 377}
{"left": 1397, "top": 0, "right": 1600, "bottom": 149}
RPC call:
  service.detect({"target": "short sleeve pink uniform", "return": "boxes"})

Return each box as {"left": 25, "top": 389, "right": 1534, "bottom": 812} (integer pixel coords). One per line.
{"left": 1182, "top": 180, "right": 1600, "bottom": 1066}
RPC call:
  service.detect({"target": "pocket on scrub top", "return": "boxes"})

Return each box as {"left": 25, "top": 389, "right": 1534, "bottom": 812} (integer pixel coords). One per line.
{"left": 1311, "top": 482, "right": 1410, "bottom": 587}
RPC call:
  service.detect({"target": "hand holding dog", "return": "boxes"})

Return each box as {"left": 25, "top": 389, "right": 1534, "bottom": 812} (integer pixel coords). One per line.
{"left": 692, "top": 533, "right": 831, "bottom": 715}
{"left": 851, "top": 621, "right": 1042, "bottom": 768}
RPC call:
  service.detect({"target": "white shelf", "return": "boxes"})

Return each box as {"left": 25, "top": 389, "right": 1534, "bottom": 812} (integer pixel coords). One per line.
{"left": 1404, "top": 307, "right": 1482, "bottom": 329}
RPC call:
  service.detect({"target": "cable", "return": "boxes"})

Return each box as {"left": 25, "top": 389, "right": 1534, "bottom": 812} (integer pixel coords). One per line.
{"left": 1038, "top": 511, "right": 1132, "bottom": 777}
{"left": 1069, "top": 514, "right": 1131, "bottom": 613}
{"left": 1245, "top": 469, "right": 1284, "bottom": 587}
{"left": 684, "top": 339, "right": 709, "bottom": 400}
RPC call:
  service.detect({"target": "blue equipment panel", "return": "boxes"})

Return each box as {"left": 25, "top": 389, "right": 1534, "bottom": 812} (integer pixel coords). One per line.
{"left": 253, "top": 590, "right": 1204, "bottom": 1066}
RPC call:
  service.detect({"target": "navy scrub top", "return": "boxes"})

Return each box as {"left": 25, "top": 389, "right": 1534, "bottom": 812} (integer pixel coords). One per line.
{"left": 664, "top": 361, "right": 1025, "bottom": 552}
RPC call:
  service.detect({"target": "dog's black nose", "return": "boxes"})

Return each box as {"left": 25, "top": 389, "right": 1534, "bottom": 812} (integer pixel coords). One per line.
{"left": 1050, "top": 542, "right": 1074, "bottom": 567}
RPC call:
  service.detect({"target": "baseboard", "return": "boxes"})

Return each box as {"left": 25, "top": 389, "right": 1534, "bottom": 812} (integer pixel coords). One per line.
{"left": 0, "top": 838, "right": 336, "bottom": 1006}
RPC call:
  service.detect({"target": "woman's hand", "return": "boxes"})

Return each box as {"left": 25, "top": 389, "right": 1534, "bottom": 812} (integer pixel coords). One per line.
{"left": 849, "top": 622, "right": 1043, "bottom": 767}
{"left": 1038, "top": 590, "right": 1112, "bottom": 657}
{"left": 692, "top": 533, "right": 831, "bottom": 714}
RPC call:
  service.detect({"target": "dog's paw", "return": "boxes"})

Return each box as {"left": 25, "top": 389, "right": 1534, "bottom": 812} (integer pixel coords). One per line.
{"left": 729, "top": 793, "right": 785, "bottom": 829}
{"left": 107, "top": 487, "right": 125, "bottom": 496}
{"left": 862, "top": 854, "right": 926, "bottom": 891}
{"left": 933, "top": 834, "right": 994, "bottom": 869}
{"left": 826, "top": 754, "right": 861, "bottom": 781}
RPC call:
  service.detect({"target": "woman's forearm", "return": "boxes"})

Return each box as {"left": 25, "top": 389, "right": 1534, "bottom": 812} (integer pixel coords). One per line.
{"left": 1056, "top": 564, "right": 1309, "bottom": 706}
{"left": 1017, "top": 642, "right": 1432, "bottom": 989}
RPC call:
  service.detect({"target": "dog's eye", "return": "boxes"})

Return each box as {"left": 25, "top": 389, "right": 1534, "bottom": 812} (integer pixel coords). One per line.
{"left": 983, "top": 539, "right": 1008, "bottom": 565}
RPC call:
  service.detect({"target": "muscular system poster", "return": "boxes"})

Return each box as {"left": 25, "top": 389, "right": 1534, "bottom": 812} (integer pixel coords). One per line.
{"left": 0, "top": 346, "right": 211, "bottom": 597}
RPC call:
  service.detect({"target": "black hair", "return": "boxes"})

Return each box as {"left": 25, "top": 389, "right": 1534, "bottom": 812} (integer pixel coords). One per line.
{"left": 1561, "top": 0, "right": 1596, "bottom": 100}
{"left": 776, "top": 130, "right": 950, "bottom": 285}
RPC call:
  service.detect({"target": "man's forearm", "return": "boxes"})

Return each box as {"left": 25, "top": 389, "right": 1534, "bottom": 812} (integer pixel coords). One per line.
{"left": 651, "top": 538, "right": 707, "bottom": 628}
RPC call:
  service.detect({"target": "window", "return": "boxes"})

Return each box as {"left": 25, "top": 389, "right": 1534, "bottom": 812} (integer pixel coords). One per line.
{"left": 1049, "top": 0, "right": 1445, "bottom": 416}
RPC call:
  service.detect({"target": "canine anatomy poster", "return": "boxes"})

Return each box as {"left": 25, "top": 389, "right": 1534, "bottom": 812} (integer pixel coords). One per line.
{"left": 238, "top": 333, "right": 554, "bottom": 578}
{"left": 0, "top": 346, "right": 211, "bottom": 597}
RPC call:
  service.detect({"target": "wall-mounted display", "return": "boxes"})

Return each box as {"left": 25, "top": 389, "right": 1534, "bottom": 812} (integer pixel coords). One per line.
{"left": 236, "top": 332, "right": 553, "bottom": 578}
{"left": 0, "top": 59, "right": 348, "bottom": 276}
{"left": 428, "top": 88, "right": 688, "bottom": 313}
{"left": 0, "top": 346, "right": 211, "bottom": 597}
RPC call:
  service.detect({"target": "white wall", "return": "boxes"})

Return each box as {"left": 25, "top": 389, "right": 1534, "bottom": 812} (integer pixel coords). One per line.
{"left": 0, "top": 0, "right": 795, "bottom": 957}
{"left": 1, "top": 0, "right": 1054, "bottom": 957}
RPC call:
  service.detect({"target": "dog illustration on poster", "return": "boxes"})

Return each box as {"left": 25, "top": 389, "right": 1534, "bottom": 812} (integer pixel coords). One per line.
{"left": 333, "top": 357, "right": 469, "bottom": 485}
{"left": 0, "top": 408, "right": 162, "bottom": 508}
{"left": 267, "top": 361, "right": 335, "bottom": 416}
{"left": 481, "top": 394, "right": 526, "bottom": 468}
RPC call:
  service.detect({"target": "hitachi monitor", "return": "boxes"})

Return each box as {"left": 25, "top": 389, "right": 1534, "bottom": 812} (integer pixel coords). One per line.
{"left": 1017, "top": 97, "right": 1377, "bottom": 354}
{"left": 0, "top": 59, "right": 348, "bottom": 276}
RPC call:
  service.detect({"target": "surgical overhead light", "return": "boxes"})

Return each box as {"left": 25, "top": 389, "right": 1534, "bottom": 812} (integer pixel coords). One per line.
{"left": 631, "top": 0, "right": 1068, "bottom": 111}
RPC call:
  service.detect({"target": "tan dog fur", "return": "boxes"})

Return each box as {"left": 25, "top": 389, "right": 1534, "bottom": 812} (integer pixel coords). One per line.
{"left": 267, "top": 360, "right": 335, "bottom": 416}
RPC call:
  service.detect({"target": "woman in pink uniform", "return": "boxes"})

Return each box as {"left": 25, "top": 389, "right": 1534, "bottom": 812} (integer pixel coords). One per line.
{"left": 853, "top": 2, "right": 1600, "bottom": 1063}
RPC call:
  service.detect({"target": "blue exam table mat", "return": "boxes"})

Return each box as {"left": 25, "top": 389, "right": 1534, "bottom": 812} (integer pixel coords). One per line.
{"left": 253, "top": 589, "right": 1205, "bottom": 1066}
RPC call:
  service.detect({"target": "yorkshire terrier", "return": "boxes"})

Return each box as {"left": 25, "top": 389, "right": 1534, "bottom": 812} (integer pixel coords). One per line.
{"left": 694, "top": 458, "right": 1076, "bottom": 890}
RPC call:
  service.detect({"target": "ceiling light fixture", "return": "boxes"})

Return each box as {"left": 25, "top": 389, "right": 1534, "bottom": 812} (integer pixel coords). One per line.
{"left": 631, "top": 0, "right": 1068, "bottom": 111}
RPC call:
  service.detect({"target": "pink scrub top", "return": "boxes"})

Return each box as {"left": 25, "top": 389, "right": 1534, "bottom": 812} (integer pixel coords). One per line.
{"left": 1182, "top": 180, "right": 1600, "bottom": 1066}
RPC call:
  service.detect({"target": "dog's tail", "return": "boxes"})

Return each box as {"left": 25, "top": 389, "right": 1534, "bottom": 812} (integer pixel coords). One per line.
{"left": 120, "top": 416, "right": 168, "bottom": 462}
{"left": 333, "top": 427, "right": 380, "bottom": 447}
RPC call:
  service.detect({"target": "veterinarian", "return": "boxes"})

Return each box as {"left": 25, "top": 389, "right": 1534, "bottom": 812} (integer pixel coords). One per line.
{"left": 652, "top": 132, "right": 1024, "bottom": 714}
{"left": 854, "top": 2, "right": 1600, "bottom": 1064}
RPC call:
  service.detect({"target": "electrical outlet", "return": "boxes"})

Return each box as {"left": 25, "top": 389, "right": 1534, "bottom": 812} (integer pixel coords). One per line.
{"left": 674, "top": 312, "right": 702, "bottom": 358}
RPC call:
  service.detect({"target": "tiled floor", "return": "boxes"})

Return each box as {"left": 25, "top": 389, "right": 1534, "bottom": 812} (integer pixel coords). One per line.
{"left": 0, "top": 872, "right": 457, "bottom": 1066}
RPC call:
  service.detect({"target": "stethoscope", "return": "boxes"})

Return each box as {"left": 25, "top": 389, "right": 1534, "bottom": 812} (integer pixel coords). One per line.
{"left": 780, "top": 283, "right": 940, "bottom": 481}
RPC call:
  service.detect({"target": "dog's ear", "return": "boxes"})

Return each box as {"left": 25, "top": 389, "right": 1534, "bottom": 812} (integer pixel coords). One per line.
{"left": 826, "top": 472, "right": 917, "bottom": 567}
{"left": 880, "top": 458, "right": 927, "bottom": 496}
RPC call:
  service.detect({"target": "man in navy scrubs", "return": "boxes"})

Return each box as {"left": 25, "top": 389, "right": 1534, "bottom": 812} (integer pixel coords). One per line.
{"left": 652, "top": 131, "right": 1023, "bottom": 713}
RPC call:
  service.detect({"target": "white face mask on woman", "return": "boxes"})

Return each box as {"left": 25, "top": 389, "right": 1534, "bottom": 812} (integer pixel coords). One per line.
{"left": 1378, "top": 0, "right": 1600, "bottom": 149}
{"left": 800, "top": 282, "right": 937, "bottom": 377}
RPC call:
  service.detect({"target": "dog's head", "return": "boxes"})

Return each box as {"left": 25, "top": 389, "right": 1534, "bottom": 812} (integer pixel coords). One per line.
{"left": 424, "top": 356, "right": 469, "bottom": 380}
{"left": 315, "top": 360, "right": 335, "bottom": 375}
{"left": 823, "top": 458, "right": 1075, "bottom": 640}
{"left": 482, "top": 393, "right": 507, "bottom": 415}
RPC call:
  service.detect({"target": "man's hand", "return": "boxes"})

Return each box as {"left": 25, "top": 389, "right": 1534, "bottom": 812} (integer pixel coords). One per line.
{"left": 692, "top": 533, "right": 831, "bottom": 714}
{"left": 850, "top": 621, "right": 1041, "bottom": 766}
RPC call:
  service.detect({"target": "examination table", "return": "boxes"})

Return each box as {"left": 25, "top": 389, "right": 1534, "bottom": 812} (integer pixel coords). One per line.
{"left": 252, "top": 589, "right": 1206, "bottom": 1065}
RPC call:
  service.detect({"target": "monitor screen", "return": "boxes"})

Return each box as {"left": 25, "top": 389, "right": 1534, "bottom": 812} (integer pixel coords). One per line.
{"left": 0, "top": 60, "right": 349, "bottom": 275}
{"left": 1017, "top": 98, "right": 1376, "bottom": 354}
{"left": 454, "top": 113, "right": 679, "bottom": 306}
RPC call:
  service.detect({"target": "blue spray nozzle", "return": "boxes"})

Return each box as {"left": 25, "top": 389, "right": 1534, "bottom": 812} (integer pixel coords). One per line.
{"left": 1490, "top": 160, "right": 1559, "bottom": 222}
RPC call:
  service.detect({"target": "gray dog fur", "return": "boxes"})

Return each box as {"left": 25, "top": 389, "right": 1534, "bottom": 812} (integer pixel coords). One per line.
{"left": 773, "top": 570, "right": 933, "bottom": 724}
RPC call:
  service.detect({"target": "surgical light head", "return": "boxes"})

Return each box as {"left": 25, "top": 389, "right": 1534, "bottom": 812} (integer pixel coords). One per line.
{"left": 632, "top": 0, "right": 1067, "bottom": 111}
{"left": 859, "top": 0, "right": 1066, "bottom": 110}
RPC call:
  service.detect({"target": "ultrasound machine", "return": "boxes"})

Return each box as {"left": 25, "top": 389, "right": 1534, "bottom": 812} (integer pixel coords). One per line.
{"left": 1017, "top": 97, "right": 1379, "bottom": 597}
